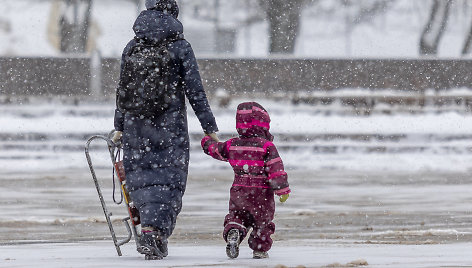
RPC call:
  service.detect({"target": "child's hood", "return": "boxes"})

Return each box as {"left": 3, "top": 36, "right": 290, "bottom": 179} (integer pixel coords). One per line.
{"left": 236, "top": 102, "right": 274, "bottom": 141}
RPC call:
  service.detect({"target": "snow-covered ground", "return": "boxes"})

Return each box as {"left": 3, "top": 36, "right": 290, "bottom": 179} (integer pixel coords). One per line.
{"left": 1, "top": 99, "right": 472, "bottom": 266}
{"left": 2, "top": 167, "right": 472, "bottom": 267}
{"left": 2, "top": 241, "right": 472, "bottom": 268}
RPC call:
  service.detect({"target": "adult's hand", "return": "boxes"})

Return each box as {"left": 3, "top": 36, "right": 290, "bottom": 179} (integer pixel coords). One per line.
{"left": 207, "top": 132, "right": 219, "bottom": 142}
{"left": 112, "top": 131, "right": 123, "bottom": 145}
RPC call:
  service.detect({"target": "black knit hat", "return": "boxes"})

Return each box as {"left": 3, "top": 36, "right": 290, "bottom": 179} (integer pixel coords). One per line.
{"left": 145, "top": 0, "right": 179, "bottom": 18}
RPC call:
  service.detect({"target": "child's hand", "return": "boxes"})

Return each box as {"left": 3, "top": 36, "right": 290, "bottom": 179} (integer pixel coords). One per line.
{"left": 279, "top": 194, "right": 289, "bottom": 203}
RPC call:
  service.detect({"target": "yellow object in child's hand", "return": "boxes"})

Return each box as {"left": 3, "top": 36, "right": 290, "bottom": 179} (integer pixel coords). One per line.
{"left": 279, "top": 194, "right": 289, "bottom": 203}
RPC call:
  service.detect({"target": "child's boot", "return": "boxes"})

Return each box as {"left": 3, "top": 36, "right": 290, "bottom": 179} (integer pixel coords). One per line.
{"left": 226, "top": 228, "right": 240, "bottom": 259}
{"left": 253, "top": 250, "right": 269, "bottom": 259}
{"left": 137, "top": 230, "right": 167, "bottom": 260}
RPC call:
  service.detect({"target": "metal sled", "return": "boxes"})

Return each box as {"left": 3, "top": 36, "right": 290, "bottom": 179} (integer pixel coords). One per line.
{"left": 84, "top": 131, "right": 140, "bottom": 256}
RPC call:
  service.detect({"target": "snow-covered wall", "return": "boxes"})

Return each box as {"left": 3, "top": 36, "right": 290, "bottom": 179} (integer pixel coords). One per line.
{"left": 3, "top": 57, "right": 472, "bottom": 97}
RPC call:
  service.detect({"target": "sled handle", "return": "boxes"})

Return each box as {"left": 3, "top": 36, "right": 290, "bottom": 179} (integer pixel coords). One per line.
{"left": 85, "top": 135, "right": 122, "bottom": 256}
{"left": 116, "top": 217, "right": 133, "bottom": 247}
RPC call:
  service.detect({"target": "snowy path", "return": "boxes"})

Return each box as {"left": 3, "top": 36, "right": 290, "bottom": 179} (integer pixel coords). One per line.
{"left": 1, "top": 241, "right": 472, "bottom": 268}
{"left": 2, "top": 101, "right": 472, "bottom": 266}
{"left": 2, "top": 169, "right": 472, "bottom": 267}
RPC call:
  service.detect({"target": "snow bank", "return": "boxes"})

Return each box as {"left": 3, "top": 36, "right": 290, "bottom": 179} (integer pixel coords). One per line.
{"left": 3, "top": 100, "right": 472, "bottom": 173}
{"left": 2, "top": 101, "right": 472, "bottom": 135}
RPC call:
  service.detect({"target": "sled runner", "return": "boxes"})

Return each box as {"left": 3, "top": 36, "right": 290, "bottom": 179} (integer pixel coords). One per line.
{"left": 85, "top": 131, "right": 140, "bottom": 256}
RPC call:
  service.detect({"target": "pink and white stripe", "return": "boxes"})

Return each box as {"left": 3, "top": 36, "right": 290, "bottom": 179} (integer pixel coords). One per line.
{"left": 268, "top": 171, "right": 287, "bottom": 180}
{"left": 229, "top": 159, "right": 265, "bottom": 166}
{"left": 266, "top": 157, "right": 282, "bottom": 166}
{"left": 229, "top": 146, "right": 265, "bottom": 152}
{"left": 232, "top": 184, "right": 270, "bottom": 189}
{"left": 274, "top": 187, "right": 291, "bottom": 195}
{"left": 236, "top": 105, "right": 270, "bottom": 119}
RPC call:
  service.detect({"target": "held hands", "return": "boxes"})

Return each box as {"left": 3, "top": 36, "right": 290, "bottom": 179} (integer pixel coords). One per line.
{"left": 279, "top": 194, "right": 289, "bottom": 203}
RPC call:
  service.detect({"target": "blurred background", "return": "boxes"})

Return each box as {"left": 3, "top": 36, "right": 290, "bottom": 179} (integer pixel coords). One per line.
{"left": 2, "top": 0, "right": 472, "bottom": 58}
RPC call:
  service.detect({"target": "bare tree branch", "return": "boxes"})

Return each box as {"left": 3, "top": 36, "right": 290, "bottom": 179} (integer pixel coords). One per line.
{"left": 419, "top": 0, "right": 452, "bottom": 55}
{"left": 350, "top": 0, "right": 396, "bottom": 25}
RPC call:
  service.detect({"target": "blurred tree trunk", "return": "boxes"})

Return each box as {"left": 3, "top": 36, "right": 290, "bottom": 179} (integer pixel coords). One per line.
{"left": 260, "top": 0, "right": 305, "bottom": 54}
{"left": 462, "top": 18, "right": 472, "bottom": 55}
{"left": 419, "top": 0, "right": 452, "bottom": 55}
{"left": 59, "top": 0, "right": 93, "bottom": 53}
{"left": 137, "top": 0, "right": 146, "bottom": 14}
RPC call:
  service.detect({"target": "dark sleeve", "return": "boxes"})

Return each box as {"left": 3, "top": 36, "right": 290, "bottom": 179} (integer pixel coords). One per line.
{"left": 114, "top": 109, "right": 124, "bottom": 131}
{"left": 180, "top": 41, "right": 219, "bottom": 134}
{"left": 114, "top": 40, "right": 135, "bottom": 132}
{"left": 264, "top": 141, "right": 290, "bottom": 195}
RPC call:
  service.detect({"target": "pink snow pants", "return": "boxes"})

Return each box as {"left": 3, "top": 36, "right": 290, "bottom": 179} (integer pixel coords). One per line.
{"left": 223, "top": 186, "right": 276, "bottom": 252}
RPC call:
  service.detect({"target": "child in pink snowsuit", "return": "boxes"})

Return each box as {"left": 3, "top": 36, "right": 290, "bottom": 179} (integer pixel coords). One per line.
{"left": 201, "top": 102, "right": 290, "bottom": 259}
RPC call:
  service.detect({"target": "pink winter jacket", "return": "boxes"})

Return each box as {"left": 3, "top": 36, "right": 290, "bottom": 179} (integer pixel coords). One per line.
{"left": 201, "top": 102, "right": 290, "bottom": 196}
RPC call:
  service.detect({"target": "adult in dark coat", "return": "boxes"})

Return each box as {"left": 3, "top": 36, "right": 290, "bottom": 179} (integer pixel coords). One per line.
{"left": 113, "top": 0, "right": 219, "bottom": 258}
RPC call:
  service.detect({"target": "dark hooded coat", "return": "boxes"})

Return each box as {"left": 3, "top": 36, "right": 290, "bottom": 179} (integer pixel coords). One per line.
{"left": 114, "top": 4, "right": 218, "bottom": 238}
